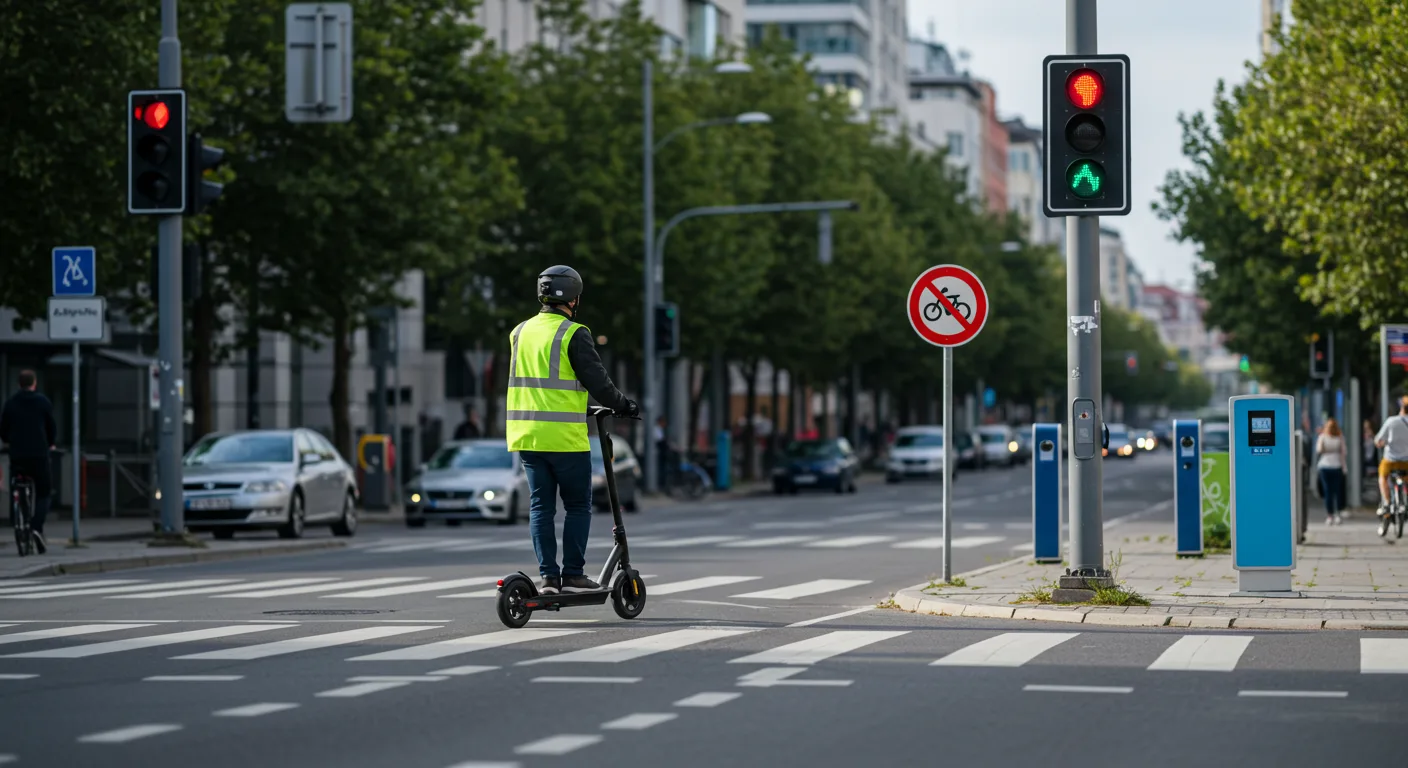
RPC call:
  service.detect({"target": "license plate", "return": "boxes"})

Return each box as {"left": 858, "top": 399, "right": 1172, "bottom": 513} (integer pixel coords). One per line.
{"left": 188, "top": 497, "right": 232, "bottom": 510}
{"left": 430, "top": 499, "right": 469, "bottom": 510}
{"left": 793, "top": 474, "right": 817, "bottom": 485}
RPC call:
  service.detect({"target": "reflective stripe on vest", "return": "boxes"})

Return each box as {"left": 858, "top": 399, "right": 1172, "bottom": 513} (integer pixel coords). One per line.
{"left": 505, "top": 313, "right": 590, "bottom": 452}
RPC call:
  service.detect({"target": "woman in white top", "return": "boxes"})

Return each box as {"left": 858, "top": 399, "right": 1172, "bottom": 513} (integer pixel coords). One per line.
{"left": 1317, "top": 419, "right": 1347, "bottom": 525}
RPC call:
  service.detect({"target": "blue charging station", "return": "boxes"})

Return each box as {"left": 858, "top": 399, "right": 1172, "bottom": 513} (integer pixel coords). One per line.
{"left": 1173, "top": 420, "right": 1202, "bottom": 556}
{"left": 1031, "top": 423, "right": 1062, "bottom": 563}
{"left": 716, "top": 430, "right": 732, "bottom": 491}
{"left": 1229, "top": 394, "right": 1297, "bottom": 594}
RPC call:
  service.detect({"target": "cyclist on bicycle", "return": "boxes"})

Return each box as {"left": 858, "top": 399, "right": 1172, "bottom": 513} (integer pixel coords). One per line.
{"left": 506, "top": 266, "right": 638, "bottom": 596}
{"left": 0, "top": 370, "right": 56, "bottom": 553}
{"left": 1373, "top": 396, "right": 1408, "bottom": 519}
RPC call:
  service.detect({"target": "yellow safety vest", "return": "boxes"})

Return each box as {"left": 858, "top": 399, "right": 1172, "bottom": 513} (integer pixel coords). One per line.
{"left": 505, "top": 312, "right": 590, "bottom": 452}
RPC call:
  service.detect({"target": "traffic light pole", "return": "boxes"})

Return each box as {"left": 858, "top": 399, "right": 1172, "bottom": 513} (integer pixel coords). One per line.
{"left": 1064, "top": 0, "right": 1110, "bottom": 587}
{"left": 154, "top": 0, "right": 191, "bottom": 543}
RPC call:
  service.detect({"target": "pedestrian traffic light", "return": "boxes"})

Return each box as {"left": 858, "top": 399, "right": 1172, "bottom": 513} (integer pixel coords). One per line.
{"left": 1125, "top": 351, "right": 1138, "bottom": 376}
{"left": 1310, "top": 332, "right": 1332, "bottom": 379}
{"left": 187, "top": 133, "right": 226, "bottom": 215}
{"left": 1239, "top": 355, "right": 1251, "bottom": 374}
{"left": 128, "top": 89, "right": 187, "bottom": 214}
{"left": 1042, "top": 55, "right": 1130, "bottom": 217}
{"left": 654, "top": 303, "right": 679, "bottom": 358}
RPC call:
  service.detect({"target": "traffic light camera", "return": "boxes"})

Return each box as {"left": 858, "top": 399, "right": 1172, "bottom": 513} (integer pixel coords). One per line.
{"left": 1042, "top": 54, "right": 1131, "bottom": 217}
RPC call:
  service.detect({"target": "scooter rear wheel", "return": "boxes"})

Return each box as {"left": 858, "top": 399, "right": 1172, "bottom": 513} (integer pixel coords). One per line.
{"left": 612, "top": 572, "right": 647, "bottom": 620}
{"left": 497, "top": 579, "right": 534, "bottom": 629}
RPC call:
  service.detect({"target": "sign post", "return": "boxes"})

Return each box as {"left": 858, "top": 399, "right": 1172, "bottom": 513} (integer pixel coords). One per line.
{"left": 1382, "top": 325, "right": 1408, "bottom": 423}
{"left": 50, "top": 247, "right": 101, "bottom": 547}
{"left": 907, "top": 264, "right": 990, "bottom": 583}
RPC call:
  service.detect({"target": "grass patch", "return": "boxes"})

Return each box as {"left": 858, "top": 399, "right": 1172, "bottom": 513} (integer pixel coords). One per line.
{"left": 1203, "top": 523, "right": 1231, "bottom": 550}
{"left": 923, "top": 576, "right": 969, "bottom": 593}
{"left": 1088, "top": 584, "right": 1151, "bottom": 606}
{"left": 1013, "top": 578, "right": 1057, "bottom": 604}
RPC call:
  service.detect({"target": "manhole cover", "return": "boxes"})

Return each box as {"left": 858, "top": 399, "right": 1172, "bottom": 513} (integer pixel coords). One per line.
{"left": 263, "top": 609, "right": 386, "bottom": 616}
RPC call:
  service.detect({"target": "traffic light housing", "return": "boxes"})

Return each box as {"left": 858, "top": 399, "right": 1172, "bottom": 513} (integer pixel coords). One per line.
{"left": 1125, "top": 351, "right": 1138, "bottom": 376}
{"left": 655, "top": 303, "right": 679, "bottom": 357}
{"left": 187, "top": 133, "right": 226, "bottom": 215}
{"left": 1310, "top": 332, "right": 1332, "bottom": 379}
{"left": 1042, "top": 54, "right": 1130, "bottom": 216}
{"left": 128, "top": 89, "right": 187, "bottom": 214}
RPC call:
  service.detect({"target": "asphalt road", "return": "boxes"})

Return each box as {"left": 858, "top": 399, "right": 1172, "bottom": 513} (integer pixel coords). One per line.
{"left": 1, "top": 452, "right": 1404, "bottom": 767}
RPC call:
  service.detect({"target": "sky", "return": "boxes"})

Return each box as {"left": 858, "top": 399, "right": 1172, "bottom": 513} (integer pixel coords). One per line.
{"left": 906, "top": 0, "right": 1264, "bottom": 291}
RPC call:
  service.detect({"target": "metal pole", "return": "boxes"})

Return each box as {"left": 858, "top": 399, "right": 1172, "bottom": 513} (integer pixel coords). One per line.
{"left": 109, "top": 449, "right": 117, "bottom": 519}
{"left": 71, "top": 342, "right": 81, "bottom": 545}
{"left": 942, "top": 346, "right": 953, "bottom": 583}
{"left": 390, "top": 313, "right": 401, "bottom": 503}
{"left": 642, "top": 58, "right": 659, "bottom": 495}
{"left": 155, "top": 0, "right": 186, "bottom": 538}
{"left": 1382, "top": 325, "right": 1390, "bottom": 424}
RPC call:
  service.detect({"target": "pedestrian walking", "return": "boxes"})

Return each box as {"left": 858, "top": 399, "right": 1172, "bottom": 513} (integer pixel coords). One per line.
{"left": 1317, "top": 418, "right": 1347, "bottom": 525}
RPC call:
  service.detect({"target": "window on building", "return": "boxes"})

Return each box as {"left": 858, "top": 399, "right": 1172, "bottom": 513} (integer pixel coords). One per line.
{"left": 747, "top": 0, "right": 870, "bottom": 10}
{"left": 687, "top": 0, "right": 718, "bottom": 59}
{"left": 917, "top": 121, "right": 925, "bottom": 139}
{"left": 746, "top": 22, "right": 871, "bottom": 61}
{"left": 946, "top": 131, "right": 963, "bottom": 158}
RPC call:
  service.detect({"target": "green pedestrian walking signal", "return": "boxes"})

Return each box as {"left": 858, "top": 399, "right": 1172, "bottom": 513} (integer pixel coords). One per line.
{"left": 1066, "top": 161, "right": 1105, "bottom": 198}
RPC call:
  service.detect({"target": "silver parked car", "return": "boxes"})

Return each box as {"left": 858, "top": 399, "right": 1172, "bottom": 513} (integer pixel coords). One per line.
{"left": 404, "top": 439, "right": 528, "bottom": 527}
{"left": 180, "top": 429, "right": 359, "bottom": 540}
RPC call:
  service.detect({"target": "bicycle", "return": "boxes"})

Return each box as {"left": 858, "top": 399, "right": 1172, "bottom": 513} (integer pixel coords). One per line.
{"left": 922, "top": 287, "right": 973, "bottom": 324}
{"left": 10, "top": 473, "right": 35, "bottom": 557}
{"left": 664, "top": 458, "right": 712, "bottom": 501}
{"left": 1381, "top": 470, "right": 1407, "bottom": 540}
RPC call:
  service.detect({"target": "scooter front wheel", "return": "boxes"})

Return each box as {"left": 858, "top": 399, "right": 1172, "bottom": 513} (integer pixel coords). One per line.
{"left": 497, "top": 578, "right": 534, "bottom": 629}
{"left": 612, "top": 572, "right": 647, "bottom": 620}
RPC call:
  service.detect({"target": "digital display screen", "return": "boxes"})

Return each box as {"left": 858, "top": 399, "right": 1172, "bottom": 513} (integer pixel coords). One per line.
{"left": 1251, "top": 417, "right": 1272, "bottom": 433}
{"left": 1247, "top": 410, "right": 1276, "bottom": 448}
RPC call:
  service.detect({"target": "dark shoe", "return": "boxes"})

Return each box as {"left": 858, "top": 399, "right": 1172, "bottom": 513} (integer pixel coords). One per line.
{"left": 562, "top": 575, "right": 600, "bottom": 593}
{"left": 31, "top": 531, "right": 46, "bottom": 555}
{"left": 537, "top": 576, "right": 561, "bottom": 595}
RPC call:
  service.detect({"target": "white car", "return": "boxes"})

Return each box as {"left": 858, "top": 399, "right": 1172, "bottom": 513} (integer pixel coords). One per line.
{"left": 403, "top": 439, "right": 529, "bottom": 527}
{"left": 886, "top": 427, "right": 948, "bottom": 482}
{"left": 976, "top": 425, "right": 1019, "bottom": 467}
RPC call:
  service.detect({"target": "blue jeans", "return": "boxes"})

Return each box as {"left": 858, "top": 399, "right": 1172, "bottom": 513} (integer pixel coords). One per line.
{"left": 1319, "top": 467, "right": 1344, "bottom": 516}
{"left": 519, "top": 451, "right": 593, "bottom": 578}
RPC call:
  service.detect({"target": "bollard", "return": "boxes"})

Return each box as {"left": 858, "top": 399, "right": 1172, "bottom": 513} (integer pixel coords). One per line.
{"left": 1031, "top": 423, "right": 1062, "bottom": 563}
{"left": 1173, "top": 420, "right": 1202, "bottom": 556}
{"left": 716, "top": 430, "right": 732, "bottom": 491}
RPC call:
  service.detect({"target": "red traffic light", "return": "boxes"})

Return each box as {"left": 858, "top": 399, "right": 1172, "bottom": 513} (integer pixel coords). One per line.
{"left": 136, "top": 101, "right": 171, "bottom": 130}
{"left": 1066, "top": 69, "right": 1104, "bottom": 109}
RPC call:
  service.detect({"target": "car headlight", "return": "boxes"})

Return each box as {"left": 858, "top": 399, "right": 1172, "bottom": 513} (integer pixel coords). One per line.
{"left": 482, "top": 489, "right": 503, "bottom": 501}
{"left": 1008, "top": 441, "right": 1018, "bottom": 453}
{"left": 244, "top": 480, "right": 288, "bottom": 494}
{"left": 1136, "top": 438, "right": 1146, "bottom": 449}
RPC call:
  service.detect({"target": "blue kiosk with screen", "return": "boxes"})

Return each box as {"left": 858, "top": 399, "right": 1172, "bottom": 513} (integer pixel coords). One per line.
{"left": 1229, "top": 394, "right": 1297, "bottom": 594}
{"left": 1031, "top": 423, "right": 1061, "bottom": 564}
{"left": 1172, "top": 419, "right": 1202, "bottom": 556}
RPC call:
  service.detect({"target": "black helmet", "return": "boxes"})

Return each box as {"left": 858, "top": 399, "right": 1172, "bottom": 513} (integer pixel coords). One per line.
{"left": 538, "top": 265, "right": 583, "bottom": 306}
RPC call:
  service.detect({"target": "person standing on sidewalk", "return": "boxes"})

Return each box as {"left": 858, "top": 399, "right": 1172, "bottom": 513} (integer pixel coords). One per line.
{"left": 1316, "top": 418, "right": 1347, "bottom": 525}
{"left": 0, "top": 370, "right": 56, "bottom": 553}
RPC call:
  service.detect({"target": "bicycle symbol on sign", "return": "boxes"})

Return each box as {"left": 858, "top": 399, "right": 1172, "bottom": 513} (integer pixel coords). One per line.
{"left": 61, "top": 254, "right": 90, "bottom": 289}
{"left": 922, "top": 286, "right": 973, "bottom": 323}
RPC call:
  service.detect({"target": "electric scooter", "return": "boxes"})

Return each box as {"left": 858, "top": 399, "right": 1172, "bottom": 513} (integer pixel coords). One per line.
{"left": 495, "top": 406, "right": 647, "bottom": 628}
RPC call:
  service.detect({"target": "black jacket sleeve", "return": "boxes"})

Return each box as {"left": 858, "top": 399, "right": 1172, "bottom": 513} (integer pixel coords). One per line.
{"left": 567, "top": 328, "right": 632, "bottom": 413}
{"left": 43, "top": 396, "right": 56, "bottom": 448}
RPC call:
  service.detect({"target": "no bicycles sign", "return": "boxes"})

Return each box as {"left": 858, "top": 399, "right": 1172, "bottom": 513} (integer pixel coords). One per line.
{"left": 906, "top": 264, "right": 989, "bottom": 347}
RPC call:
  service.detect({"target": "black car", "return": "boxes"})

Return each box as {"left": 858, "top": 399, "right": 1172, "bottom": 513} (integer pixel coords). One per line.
{"left": 772, "top": 438, "right": 861, "bottom": 494}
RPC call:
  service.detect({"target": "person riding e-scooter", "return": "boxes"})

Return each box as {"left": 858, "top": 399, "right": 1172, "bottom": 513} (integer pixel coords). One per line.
{"left": 507, "top": 266, "right": 638, "bottom": 596}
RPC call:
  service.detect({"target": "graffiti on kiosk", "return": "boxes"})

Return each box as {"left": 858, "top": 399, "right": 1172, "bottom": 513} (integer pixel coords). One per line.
{"left": 1200, "top": 452, "right": 1231, "bottom": 529}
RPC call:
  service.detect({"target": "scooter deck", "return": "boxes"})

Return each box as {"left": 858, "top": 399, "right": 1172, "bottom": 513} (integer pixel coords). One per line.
{"left": 522, "top": 589, "right": 612, "bottom": 611}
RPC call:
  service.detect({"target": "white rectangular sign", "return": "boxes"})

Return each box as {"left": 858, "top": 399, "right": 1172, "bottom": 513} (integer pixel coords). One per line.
{"left": 286, "top": 3, "right": 354, "bottom": 123}
{"left": 47, "top": 297, "right": 106, "bottom": 341}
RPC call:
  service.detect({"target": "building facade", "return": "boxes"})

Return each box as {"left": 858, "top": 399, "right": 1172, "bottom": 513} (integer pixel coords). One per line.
{"left": 1261, "top": 0, "right": 1292, "bottom": 56}
{"left": 1098, "top": 226, "right": 1137, "bottom": 311}
{"left": 479, "top": 0, "right": 746, "bottom": 59}
{"left": 1002, "top": 117, "right": 1063, "bottom": 248}
{"left": 1139, "top": 284, "right": 1222, "bottom": 369}
{"left": 904, "top": 39, "right": 984, "bottom": 202}
{"left": 977, "top": 81, "right": 1008, "bottom": 217}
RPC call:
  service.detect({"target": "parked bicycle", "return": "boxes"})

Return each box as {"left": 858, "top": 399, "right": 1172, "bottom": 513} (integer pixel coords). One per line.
{"left": 9, "top": 472, "right": 35, "bottom": 557}
{"left": 664, "top": 457, "right": 712, "bottom": 500}
{"left": 922, "top": 287, "right": 973, "bottom": 323}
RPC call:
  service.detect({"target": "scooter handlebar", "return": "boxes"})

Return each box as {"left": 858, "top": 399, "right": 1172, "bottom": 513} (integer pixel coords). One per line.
{"left": 589, "top": 406, "right": 641, "bottom": 420}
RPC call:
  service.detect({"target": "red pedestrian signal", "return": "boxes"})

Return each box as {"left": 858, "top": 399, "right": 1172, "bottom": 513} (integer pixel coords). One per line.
{"left": 138, "top": 101, "right": 171, "bottom": 130}
{"left": 128, "top": 90, "right": 187, "bottom": 215}
{"left": 1066, "top": 69, "right": 1104, "bottom": 109}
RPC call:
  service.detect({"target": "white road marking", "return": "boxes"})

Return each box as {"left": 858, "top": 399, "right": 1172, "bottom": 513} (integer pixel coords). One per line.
{"left": 324, "top": 577, "right": 499, "bottom": 598}
{"left": 348, "top": 675, "right": 449, "bottom": 682}
{"left": 1011, "top": 543, "right": 1035, "bottom": 552}
{"left": 932, "top": 632, "right": 1079, "bottom": 667}
{"left": 0, "top": 623, "right": 154, "bottom": 645}
{"left": 0, "top": 674, "right": 38, "bottom": 680}
{"left": 601, "top": 713, "right": 677, "bottom": 730}
{"left": 786, "top": 606, "right": 875, "bottom": 628}
{"left": 736, "top": 667, "right": 852, "bottom": 687}
{"left": 523, "top": 628, "right": 756, "bottom": 664}
{"left": 444, "top": 763, "right": 520, "bottom": 768}
{"left": 532, "top": 676, "right": 640, "bottom": 684}
{"left": 360, "top": 540, "right": 468, "bottom": 553}
{"left": 639, "top": 536, "right": 742, "bottom": 548}
{"left": 213, "top": 703, "right": 299, "bottom": 718}
{"left": 808, "top": 535, "right": 895, "bottom": 548}
{"left": 0, "top": 755, "right": 13, "bottom": 765}
{"left": 437, "top": 589, "right": 498, "bottom": 599}
{"left": 958, "top": 522, "right": 992, "bottom": 531}
{"left": 1148, "top": 636, "right": 1253, "bottom": 672}
{"left": 1024, "top": 684, "right": 1132, "bottom": 694}
{"left": 1239, "top": 690, "right": 1348, "bottom": 698}
{"left": 722, "top": 536, "right": 820, "bottom": 548}
{"left": 6, "top": 624, "right": 289, "bottom": 659}
{"left": 0, "top": 580, "right": 238, "bottom": 600}
{"left": 514, "top": 735, "right": 602, "bottom": 756}
{"left": 732, "top": 579, "right": 871, "bottom": 600}
{"left": 1361, "top": 639, "right": 1408, "bottom": 673}
{"left": 827, "top": 511, "right": 900, "bottom": 524}
{"left": 78, "top": 724, "right": 182, "bottom": 743}
{"left": 730, "top": 630, "right": 908, "bottom": 665}
{"left": 144, "top": 675, "right": 243, "bottom": 682}
{"left": 647, "top": 576, "right": 760, "bottom": 595}
{"left": 114, "top": 578, "right": 338, "bottom": 599}
{"left": 317, "top": 681, "right": 412, "bottom": 698}
{"left": 349, "top": 628, "right": 587, "bottom": 661}
{"left": 892, "top": 536, "right": 1004, "bottom": 550}
{"left": 0, "top": 579, "right": 143, "bottom": 596}
{"left": 216, "top": 577, "right": 425, "bottom": 598}
{"left": 429, "top": 665, "right": 499, "bottom": 677}
{"left": 669, "top": 600, "right": 771, "bottom": 610}
{"left": 674, "top": 692, "right": 740, "bottom": 708}
{"left": 175, "top": 625, "right": 439, "bottom": 660}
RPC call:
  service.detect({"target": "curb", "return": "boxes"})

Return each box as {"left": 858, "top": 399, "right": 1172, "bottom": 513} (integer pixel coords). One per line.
{"left": 891, "top": 588, "right": 1408, "bottom": 631}
{"left": 4, "top": 540, "right": 347, "bottom": 579}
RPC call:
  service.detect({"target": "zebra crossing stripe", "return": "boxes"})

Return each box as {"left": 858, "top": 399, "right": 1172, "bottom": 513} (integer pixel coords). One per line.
{"left": 348, "top": 628, "right": 588, "bottom": 662}
{"left": 522, "top": 628, "right": 757, "bottom": 664}
{"left": 0, "top": 624, "right": 155, "bottom": 646}
{"left": 5, "top": 625, "right": 290, "bottom": 659}
{"left": 931, "top": 632, "right": 1078, "bottom": 667}
{"left": 647, "top": 577, "right": 760, "bottom": 596}
{"left": 1147, "top": 636, "right": 1253, "bottom": 672}
{"left": 0, "top": 579, "right": 144, "bottom": 596}
{"left": 112, "top": 578, "right": 340, "bottom": 599}
{"left": 721, "top": 536, "right": 819, "bottom": 548}
{"left": 174, "top": 625, "right": 441, "bottom": 661}
{"left": 807, "top": 536, "right": 895, "bottom": 548}
{"left": 892, "top": 536, "right": 1004, "bottom": 550}
{"left": 640, "top": 536, "right": 743, "bottom": 548}
{"left": 732, "top": 580, "right": 871, "bottom": 600}
{"left": 215, "top": 577, "right": 425, "bottom": 598}
{"left": 730, "top": 630, "right": 908, "bottom": 665}
{"left": 0, "top": 579, "right": 240, "bottom": 600}
{"left": 361, "top": 540, "right": 470, "bottom": 554}
{"left": 1360, "top": 639, "right": 1408, "bottom": 674}
{"left": 323, "top": 577, "right": 500, "bottom": 598}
